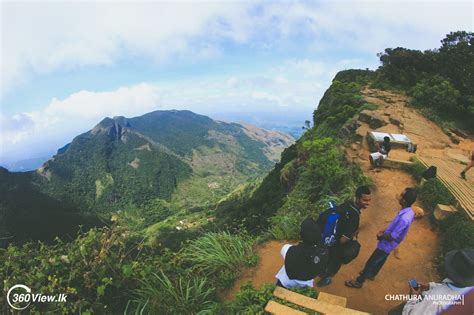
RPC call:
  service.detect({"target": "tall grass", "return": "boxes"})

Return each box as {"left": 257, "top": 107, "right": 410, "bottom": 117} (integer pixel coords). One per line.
{"left": 182, "top": 232, "right": 255, "bottom": 275}
{"left": 126, "top": 271, "right": 214, "bottom": 314}
{"left": 269, "top": 213, "right": 303, "bottom": 240}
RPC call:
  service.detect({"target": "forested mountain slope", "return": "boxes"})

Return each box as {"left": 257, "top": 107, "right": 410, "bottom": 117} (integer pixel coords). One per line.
{"left": 0, "top": 110, "right": 293, "bottom": 241}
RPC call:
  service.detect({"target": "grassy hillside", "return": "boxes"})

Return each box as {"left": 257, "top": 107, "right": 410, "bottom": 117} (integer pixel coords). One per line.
{"left": 2, "top": 32, "right": 473, "bottom": 314}
{"left": 0, "top": 110, "right": 292, "bottom": 242}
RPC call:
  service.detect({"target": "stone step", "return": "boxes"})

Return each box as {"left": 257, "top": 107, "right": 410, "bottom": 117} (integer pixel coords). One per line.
{"left": 273, "top": 287, "right": 369, "bottom": 315}
{"left": 434, "top": 204, "right": 458, "bottom": 221}
{"left": 383, "top": 158, "right": 413, "bottom": 169}
{"left": 265, "top": 300, "right": 307, "bottom": 315}
{"left": 318, "top": 292, "right": 347, "bottom": 307}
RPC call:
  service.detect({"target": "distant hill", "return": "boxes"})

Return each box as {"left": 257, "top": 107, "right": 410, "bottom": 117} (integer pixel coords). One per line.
{"left": 0, "top": 156, "right": 51, "bottom": 172}
{"left": 0, "top": 110, "right": 294, "bottom": 241}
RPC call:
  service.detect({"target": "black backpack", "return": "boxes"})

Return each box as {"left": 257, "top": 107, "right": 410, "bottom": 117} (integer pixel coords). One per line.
{"left": 285, "top": 243, "right": 329, "bottom": 281}
{"left": 422, "top": 166, "right": 437, "bottom": 180}
{"left": 340, "top": 239, "right": 361, "bottom": 264}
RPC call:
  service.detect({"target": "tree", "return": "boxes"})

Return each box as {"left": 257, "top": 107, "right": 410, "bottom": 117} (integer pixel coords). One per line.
{"left": 438, "top": 31, "right": 474, "bottom": 96}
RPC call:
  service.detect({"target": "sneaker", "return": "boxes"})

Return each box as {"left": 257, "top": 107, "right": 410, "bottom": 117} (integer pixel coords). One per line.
{"left": 461, "top": 172, "right": 467, "bottom": 180}
{"left": 317, "top": 277, "right": 332, "bottom": 287}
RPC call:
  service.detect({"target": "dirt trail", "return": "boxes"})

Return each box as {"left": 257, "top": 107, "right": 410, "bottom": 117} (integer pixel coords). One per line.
{"left": 224, "top": 169, "right": 439, "bottom": 314}
{"left": 222, "top": 88, "right": 473, "bottom": 314}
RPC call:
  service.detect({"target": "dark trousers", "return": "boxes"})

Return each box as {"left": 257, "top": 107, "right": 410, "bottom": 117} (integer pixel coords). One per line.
{"left": 356, "top": 248, "right": 389, "bottom": 284}
{"left": 324, "top": 245, "right": 343, "bottom": 277}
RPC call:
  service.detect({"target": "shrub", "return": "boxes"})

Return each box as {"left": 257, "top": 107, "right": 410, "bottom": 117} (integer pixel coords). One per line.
{"left": 268, "top": 211, "right": 304, "bottom": 240}
{"left": 359, "top": 102, "right": 378, "bottom": 111}
{"left": 0, "top": 225, "right": 166, "bottom": 313}
{"left": 218, "top": 283, "right": 275, "bottom": 314}
{"left": 181, "top": 232, "right": 256, "bottom": 279}
{"left": 417, "top": 179, "right": 455, "bottom": 213}
{"left": 439, "top": 214, "right": 474, "bottom": 255}
{"left": 411, "top": 75, "right": 462, "bottom": 115}
{"left": 126, "top": 271, "right": 215, "bottom": 314}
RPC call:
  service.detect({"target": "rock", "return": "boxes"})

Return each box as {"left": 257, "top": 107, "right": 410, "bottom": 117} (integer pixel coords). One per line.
{"left": 434, "top": 204, "right": 458, "bottom": 221}
{"left": 383, "top": 112, "right": 391, "bottom": 116}
{"left": 399, "top": 123, "right": 405, "bottom": 133}
{"left": 339, "top": 120, "right": 360, "bottom": 138}
{"left": 389, "top": 115, "right": 402, "bottom": 126}
{"left": 350, "top": 143, "right": 359, "bottom": 151}
{"left": 382, "top": 158, "right": 413, "bottom": 169}
{"left": 369, "top": 113, "right": 387, "bottom": 129}
{"left": 358, "top": 110, "right": 373, "bottom": 123}
{"left": 448, "top": 133, "right": 461, "bottom": 144}
{"left": 449, "top": 128, "right": 468, "bottom": 139}
{"left": 355, "top": 127, "right": 366, "bottom": 141}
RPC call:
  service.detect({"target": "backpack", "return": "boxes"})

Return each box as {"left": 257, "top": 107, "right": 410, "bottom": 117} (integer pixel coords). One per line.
{"left": 422, "top": 166, "right": 437, "bottom": 180}
{"left": 316, "top": 204, "right": 341, "bottom": 247}
{"left": 340, "top": 239, "right": 361, "bottom": 264}
{"left": 285, "top": 243, "right": 329, "bottom": 281}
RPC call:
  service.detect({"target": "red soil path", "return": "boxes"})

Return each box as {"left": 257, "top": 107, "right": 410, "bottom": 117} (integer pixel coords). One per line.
{"left": 223, "top": 168, "right": 440, "bottom": 314}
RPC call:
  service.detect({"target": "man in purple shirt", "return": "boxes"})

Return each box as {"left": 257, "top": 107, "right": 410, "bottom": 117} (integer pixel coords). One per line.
{"left": 345, "top": 187, "right": 417, "bottom": 288}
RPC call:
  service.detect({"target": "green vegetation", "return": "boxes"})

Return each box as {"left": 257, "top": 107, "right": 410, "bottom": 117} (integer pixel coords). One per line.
{"left": 1, "top": 110, "right": 282, "bottom": 242}
{"left": 182, "top": 232, "right": 256, "bottom": 276}
{"left": 312, "top": 80, "right": 365, "bottom": 136}
{"left": 181, "top": 232, "right": 258, "bottom": 288}
{"left": 127, "top": 272, "right": 215, "bottom": 314}
{"left": 1, "top": 63, "right": 374, "bottom": 313}
{"left": 2, "top": 32, "right": 472, "bottom": 313}
{"left": 403, "top": 154, "right": 473, "bottom": 276}
{"left": 439, "top": 214, "right": 474, "bottom": 255}
{"left": 417, "top": 179, "right": 455, "bottom": 213}
{"left": 1, "top": 225, "right": 165, "bottom": 313}
{"left": 373, "top": 31, "right": 474, "bottom": 131}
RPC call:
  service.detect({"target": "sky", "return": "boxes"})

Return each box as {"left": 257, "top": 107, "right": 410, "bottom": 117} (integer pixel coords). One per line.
{"left": 1, "top": 0, "right": 473, "bottom": 164}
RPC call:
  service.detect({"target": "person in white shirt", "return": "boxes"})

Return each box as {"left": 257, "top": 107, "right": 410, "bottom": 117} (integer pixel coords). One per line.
{"left": 389, "top": 248, "right": 474, "bottom": 315}
{"left": 275, "top": 218, "right": 329, "bottom": 289}
{"left": 370, "top": 136, "right": 392, "bottom": 168}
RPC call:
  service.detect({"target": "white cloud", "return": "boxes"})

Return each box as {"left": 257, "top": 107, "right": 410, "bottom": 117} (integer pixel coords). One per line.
{"left": 0, "top": 63, "right": 328, "bottom": 161}
{"left": 252, "top": 91, "right": 282, "bottom": 103}
{"left": 1, "top": 1, "right": 472, "bottom": 162}
{"left": 0, "top": 1, "right": 252, "bottom": 95}
{"left": 0, "top": 83, "right": 165, "bottom": 160}
{"left": 286, "top": 59, "right": 326, "bottom": 78}
{"left": 2, "top": 1, "right": 472, "bottom": 97}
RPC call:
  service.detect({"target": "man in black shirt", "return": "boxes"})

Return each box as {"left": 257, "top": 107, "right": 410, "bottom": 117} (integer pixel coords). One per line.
{"left": 316, "top": 185, "right": 372, "bottom": 287}
{"left": 370, "top": 136, "right": 392, "bottom": 168}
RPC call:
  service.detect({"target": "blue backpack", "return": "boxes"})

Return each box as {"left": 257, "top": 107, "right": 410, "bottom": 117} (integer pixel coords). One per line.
{"left": 318, "top": 201, "right": 341, "bottom": 247}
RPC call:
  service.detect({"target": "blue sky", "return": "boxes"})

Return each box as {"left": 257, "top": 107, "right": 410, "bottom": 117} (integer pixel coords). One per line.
{"left": 1, "top": 0, "right": 473, "bottom": 163}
